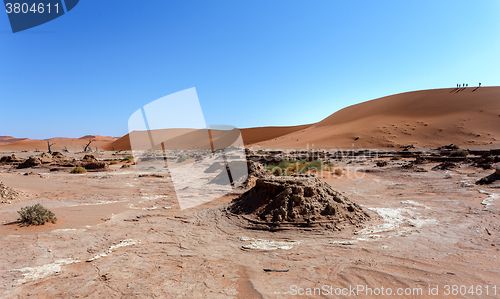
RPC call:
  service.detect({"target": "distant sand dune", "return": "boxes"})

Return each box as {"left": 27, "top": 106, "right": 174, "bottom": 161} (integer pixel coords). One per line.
{"left": 1, "top": 87, "right": 499, "bottom": 151}
{"left": 0, "top": 136, "right": 117, "bottom": 152}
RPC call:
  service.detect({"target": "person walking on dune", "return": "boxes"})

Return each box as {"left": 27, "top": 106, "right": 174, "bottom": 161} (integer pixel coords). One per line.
{"left": 479, "top": 82, "right": 481, "bottom": 87}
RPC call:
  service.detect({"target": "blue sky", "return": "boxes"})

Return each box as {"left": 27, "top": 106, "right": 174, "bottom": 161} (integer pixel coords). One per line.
{"left": 1, "top": 0, "right": 499, "bottom": 139}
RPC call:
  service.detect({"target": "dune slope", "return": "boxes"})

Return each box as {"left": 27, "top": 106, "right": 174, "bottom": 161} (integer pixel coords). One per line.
{"left": 254, "top": 87, "right": 500, "bottom": 149}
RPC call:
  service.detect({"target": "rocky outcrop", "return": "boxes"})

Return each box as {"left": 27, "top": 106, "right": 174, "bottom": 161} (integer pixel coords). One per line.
{"left": 0, "top": 182, "right": 21, "bottom": 203}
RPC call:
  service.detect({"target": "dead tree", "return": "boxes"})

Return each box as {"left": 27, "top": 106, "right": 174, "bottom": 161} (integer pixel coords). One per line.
{"left": 46, "top": 141, "right": 55, "bottom": 154}
{"left": 83, "top": 139, "right": 94, "bottom": 152}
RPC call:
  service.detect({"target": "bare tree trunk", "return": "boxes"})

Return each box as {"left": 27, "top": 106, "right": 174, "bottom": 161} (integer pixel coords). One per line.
{"left": 47, "top": 141, "right": 55, "bottom": 154}
{"left": 83, "top": 139, "right": 94, "bottom": 152}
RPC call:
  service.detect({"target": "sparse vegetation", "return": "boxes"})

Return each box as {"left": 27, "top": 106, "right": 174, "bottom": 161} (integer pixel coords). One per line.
{"left": 266, "top": 160, "right": 331, "bottom": 175}
{"left": 17, "top": 203, "right": 57, "bottom": 226}
{"left": 278, "top": 160, "right": 290, "bottom": 169}
{"left": 450, "top": 149, "right": 469, "bottom": 157}
{"left": 334, "top": 168, "right": 343, "bottom": 176}
{"left": 177, "top": 155, "right": 191, "bottom": 163}
{"left": 299, "top": 160, "right": 323, "bottom": 173}
{"left": 265, "top": 164, "right": 276, "bottom": 171}
{"left": 71, "top": 166, "right": 87, "bottom": 174}
{"left": 109, "top": 160, "right": 119, "bottom": 165}
{"left": 121, "top": 164, "right": 130, "bottom": 168}
{"left": 121, "top": 155, "right": 134, "bottom": 162}
{"left": 391, "top": 155, "right": 402, "bottom": 160}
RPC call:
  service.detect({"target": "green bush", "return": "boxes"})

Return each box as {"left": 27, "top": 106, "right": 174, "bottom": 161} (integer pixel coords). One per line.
{"left": 265, "top": 164, "right": 277, "bottom": 171}
{"left": 71, "top": 166, "right": 87, "bottom": 174}
{"left": 121, "top": 155, "right": 134, "bottom": 162}
{"left": 17, "top": 203, "right": 57, "bottom": 226}
{"left": 450, "top": 149, "right": 469, "bottom": 157}
{"left": 300, "top": 160, "right": 323, "bottom": 173}
{"left": 278, "top": 160, "right": 290, "bottom": 168}
{"left": 177, "top": 155, "right": 191, "bottom": 163}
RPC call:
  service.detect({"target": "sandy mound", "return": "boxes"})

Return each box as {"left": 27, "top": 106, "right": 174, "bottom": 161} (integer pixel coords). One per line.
{"left": 0, "top": 154, "right": 21, "bottom": 163}
{"left": 18, "top": 157, "right": 42, "bottom": 169}
{"left": 0, "top": 182, "right": 22, "bottom": 203}
{"left": 227, "top": 175, "right": 370, "bottom": 230}
{"left": 75, "top": 155, "right": 109, "bottom": 170}
{"left": 432, "top": 161, "right": 457, "bottom": 170}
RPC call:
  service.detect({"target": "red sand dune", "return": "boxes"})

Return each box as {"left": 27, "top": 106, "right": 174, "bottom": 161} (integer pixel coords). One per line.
{"left": 102, "top": 124, "right": 312, "bottom": 151}
{"left": 254, "top": 87, "right": 500, "bottom": 149}
{"left": 105, "top": 87, "right": 500, "bottom": 151}
{"left": 0, "top": 136, "right": 29, "bottom": 145}
{"left": 2, "top": 87, "right": 499, "bottom": 151}
{"left": 0, "top": 136, "right": 117, "bottom": 152}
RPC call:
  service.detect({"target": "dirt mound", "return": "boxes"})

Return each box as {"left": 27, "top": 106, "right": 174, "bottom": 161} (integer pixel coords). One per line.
{"left": 227, "top": 175, "right": 370, "bottom": 230}
{"left": 82, "top": 162, "right": 109, "bottom": 170}
{"left": 52, "top": 152, "right": 65, "bottom": 158}
{"left": 401, "top": 163, "right": 427, "bottom": 172}
{"left": 208, "top": 161, "right": 271, "bottom": 188}
{"left": 0, "top": 154, "right": 21, "bottom": 163}
{"left": 432, "top": 161, "right": 457, "bottom": 170}
{"left": 38, "top": 152, "right": 53, "bottom": 163}
{"left": 71, "top": 155, "right": 109, "bottom": 170}
{"left": 0, "top": 182, "right": 22, "bottom": 203}
{"left": 82, "top": 155, "right": 98, "bottom": 162}
{"left": 239, "top": 161, "right": 272, "bottom": 189}
{"left": 476, "top": 164, "right": 500, "bottom": 185}
{"left": 472, "top": 156, "right": 497, "bottom": 169}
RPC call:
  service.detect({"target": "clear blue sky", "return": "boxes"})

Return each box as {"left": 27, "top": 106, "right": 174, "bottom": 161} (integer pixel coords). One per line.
{"left": 1, "top": 0, "right": 499, "bottom": 139}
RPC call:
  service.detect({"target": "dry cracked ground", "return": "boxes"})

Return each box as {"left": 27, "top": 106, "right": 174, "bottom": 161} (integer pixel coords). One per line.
{"left": 0, "top": 152, "right": 499, "bottom": 298}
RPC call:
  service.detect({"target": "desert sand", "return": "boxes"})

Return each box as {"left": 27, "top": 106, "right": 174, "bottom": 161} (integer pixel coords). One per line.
{"left": 1, "top": 87, "right": 500, "bottom": 298}
{"left": 81, "top": 87, "right": 500, "bottom": 152}
{"left": 2, "top": 87, "right": 499, "bottom": 152}
{"left": 253, "top": 87, "right": 500, "bottom": 149}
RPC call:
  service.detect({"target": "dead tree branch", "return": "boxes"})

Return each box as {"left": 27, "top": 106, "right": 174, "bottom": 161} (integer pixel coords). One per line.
{"left": 46, "top": 141, "right": 55, "bottom": 154}
{"left": 84, "top": 139, "right": 94, "bottom": 152}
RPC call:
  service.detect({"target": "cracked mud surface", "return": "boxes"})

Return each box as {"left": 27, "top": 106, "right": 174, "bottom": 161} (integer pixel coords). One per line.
{"left": 1, "top": 153, "right": 500, "bottom": 298}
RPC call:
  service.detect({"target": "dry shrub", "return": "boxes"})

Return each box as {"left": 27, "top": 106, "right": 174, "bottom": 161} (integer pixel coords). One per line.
{"left": 17, "top": 203, "right": 57, "bottom": 226}
{"left": 71, "top": 166, "right": 87, "bottom": 174}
